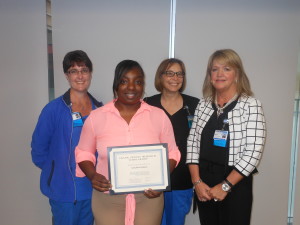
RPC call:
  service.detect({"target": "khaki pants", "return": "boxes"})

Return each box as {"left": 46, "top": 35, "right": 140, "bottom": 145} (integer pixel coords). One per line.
{"left": 92, "top": 190, "right": 164, "bottom": 225}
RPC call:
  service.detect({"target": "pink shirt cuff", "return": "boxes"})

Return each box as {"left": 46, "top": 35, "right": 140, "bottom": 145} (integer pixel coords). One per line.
{"left": 75, "top": 147, "right": 96, "bottom": 177}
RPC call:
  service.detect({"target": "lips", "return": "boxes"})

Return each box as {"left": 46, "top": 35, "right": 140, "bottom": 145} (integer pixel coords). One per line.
{"left": 168, "top": 81, "right": 181, "bottom": 86}
{"left": 215, "top": 79, "right": 226, "bottom": 83}
{"left": 125, "top": 93, "right": 137, "bottom": 99}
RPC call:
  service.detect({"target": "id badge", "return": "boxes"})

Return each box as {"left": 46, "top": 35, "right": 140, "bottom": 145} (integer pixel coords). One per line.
{"left": 187, "top": 115, "right": 194, "bottom": 128}
{"left": 213, "top": 130, "right": 228, "bottom": 147}
{"left": 72, "top": 112, "right": 83, "bottom": 127}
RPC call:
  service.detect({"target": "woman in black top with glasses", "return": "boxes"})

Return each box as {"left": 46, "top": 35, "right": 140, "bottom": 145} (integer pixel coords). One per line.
{"left": 145, "top": 58, "right": 199, "bottom": 225}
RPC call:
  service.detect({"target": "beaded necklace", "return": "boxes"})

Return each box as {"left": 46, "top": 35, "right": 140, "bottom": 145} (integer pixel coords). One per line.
{"left": 215, "top": 93, "right": 238, "bottom": 117}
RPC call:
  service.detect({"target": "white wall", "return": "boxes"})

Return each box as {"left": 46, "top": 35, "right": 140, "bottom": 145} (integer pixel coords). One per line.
{"left": 176, "top": 1, "right": 300, "bottom": 224}
{"left": 293, "top": 55, "right": 300, "bottom": 225}
{"left": 0, "top": 0, "right": 300, "bottom": 224}
{"left": 0, "top": 0, "right": 51, "bottom": 224}
{"left": 51, "top": 0, "right": 171, "bottom": 103}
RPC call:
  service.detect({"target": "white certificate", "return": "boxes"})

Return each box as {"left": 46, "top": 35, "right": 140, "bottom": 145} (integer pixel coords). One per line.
{"left": 107, "top": 143, "right": 170, "bottom": 194}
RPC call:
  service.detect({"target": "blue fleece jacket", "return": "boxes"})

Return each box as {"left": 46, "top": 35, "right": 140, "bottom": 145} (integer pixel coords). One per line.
{"left": 31, "top": 89, "right": 103, "bottom": 202}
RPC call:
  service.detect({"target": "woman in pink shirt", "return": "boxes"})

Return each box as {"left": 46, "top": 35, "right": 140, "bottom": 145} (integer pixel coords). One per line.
{"left": 75, "top": 60, "right": 181, "bottom": 225}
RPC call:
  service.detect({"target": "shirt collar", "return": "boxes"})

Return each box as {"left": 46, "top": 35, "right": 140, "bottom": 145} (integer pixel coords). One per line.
{"left": 103, "top": 99, "right": 151, "bottom": 114}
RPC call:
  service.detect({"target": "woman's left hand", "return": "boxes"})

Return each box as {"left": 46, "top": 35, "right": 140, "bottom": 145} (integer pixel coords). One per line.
{"left": 144, "top": 189, "right": 162, "bottom": 199}
{"left": 209, "top": 183, "right": 228, "bottom": 201}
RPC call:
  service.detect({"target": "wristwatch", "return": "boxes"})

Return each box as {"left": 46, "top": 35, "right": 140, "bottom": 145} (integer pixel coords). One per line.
{"left": 222, "top": 182, "right": 231, "bottom": 192}
{"left": 221, "top": 179, "right": 233, "bottom": 192}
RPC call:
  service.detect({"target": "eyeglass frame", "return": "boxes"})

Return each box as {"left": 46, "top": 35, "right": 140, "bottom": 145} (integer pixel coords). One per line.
{"left": 67, "top": 67, "right": 90, "bottom": 76}
{"left": 162, "top": 70, "right": 185, "bottom": 78}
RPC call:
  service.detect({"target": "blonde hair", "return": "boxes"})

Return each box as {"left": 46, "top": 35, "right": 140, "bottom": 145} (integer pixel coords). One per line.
{"left": 202, "top": 49, "right": 253, "bottom": 98}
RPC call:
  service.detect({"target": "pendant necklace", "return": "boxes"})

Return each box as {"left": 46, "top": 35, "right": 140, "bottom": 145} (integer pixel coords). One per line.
{"left": 215, "top": 93, "right": 238, "bottom": 117}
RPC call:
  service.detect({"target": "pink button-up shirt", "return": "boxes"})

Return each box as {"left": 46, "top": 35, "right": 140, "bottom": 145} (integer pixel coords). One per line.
{"left": 75, "top": 100, "right": 180, "bottom": 225}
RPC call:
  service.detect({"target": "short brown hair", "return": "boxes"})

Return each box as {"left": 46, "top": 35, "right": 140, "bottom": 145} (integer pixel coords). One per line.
{"left": 154, "top": 58, "right": 186, "bottom": 93}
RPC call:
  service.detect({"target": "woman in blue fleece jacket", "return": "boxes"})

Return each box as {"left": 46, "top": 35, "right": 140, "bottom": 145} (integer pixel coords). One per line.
{"left": 31, "top": 50, "right": 102, "bottom": 225}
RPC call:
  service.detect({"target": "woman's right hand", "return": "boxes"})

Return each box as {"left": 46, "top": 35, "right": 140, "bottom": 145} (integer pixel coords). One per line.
{"left": 188, "top": 165, "right": 211, "bottom": 202}
{"left": 194, "top": 182, "right": 212, "bottom": 202}
{"left": 78, "top": 160, "right": 112, "bottom": 192}
{"left": 90, "top": 172, "right": 112, "bottom": 192}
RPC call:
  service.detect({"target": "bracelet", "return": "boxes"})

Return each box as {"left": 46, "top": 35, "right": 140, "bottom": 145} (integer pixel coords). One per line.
{"left": 224, "top": 178, "right": 233, "bottom": 188}
{"left": 193, "top": 179, "right": 202, "bottom": 186}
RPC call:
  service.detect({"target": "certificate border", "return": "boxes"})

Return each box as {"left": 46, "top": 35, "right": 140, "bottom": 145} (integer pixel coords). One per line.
{"left": 107, "top": 143, "right": 170, "bottom": 195}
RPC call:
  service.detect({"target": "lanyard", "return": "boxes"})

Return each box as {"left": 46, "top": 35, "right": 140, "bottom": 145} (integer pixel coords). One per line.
{"left": 184, "top": 105, "right": 194, "bottom": 128}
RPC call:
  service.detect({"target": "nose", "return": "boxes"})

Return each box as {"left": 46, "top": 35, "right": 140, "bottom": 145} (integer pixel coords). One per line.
{"left": 172, "top": 74, "right": 179, "bottom": 80}
{"left": 216, "top": 69, "right": 223, "bottom": 77}
{"left": 77, "top": 73, "right": 84, "bottom": 79}
{"left": 127, "top": 81, "right": 135, "bottom": 90}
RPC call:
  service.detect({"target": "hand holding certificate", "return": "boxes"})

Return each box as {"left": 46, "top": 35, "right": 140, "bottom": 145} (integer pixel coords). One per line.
{"left": 108, "top": 143, "right": 170, "bottom": 194}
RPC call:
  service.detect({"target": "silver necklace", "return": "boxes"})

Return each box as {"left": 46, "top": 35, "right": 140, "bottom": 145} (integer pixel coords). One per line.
{"left": 215, "top": 94, "right": 238, "bottom": 117}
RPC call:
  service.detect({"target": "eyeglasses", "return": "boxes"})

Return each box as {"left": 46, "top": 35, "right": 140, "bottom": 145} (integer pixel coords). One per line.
{"left": 67, "top": 68, "right": 90, "bottom": 76}
{"left": 163, "top": 71, "right": 185, "bottom": 78}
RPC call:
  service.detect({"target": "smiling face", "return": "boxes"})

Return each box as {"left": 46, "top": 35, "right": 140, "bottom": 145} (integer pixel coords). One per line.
{"left": 115, "top": 67, "right": 144, "bottom": 108}
{"left": 210, "top": 60, "right": 238, "bottom": 95}
{"left": 65, "top": 63, "right": 92, "bottom": 93}
{"left": 161, "top": 63, "right": 184, "bottom": 94}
